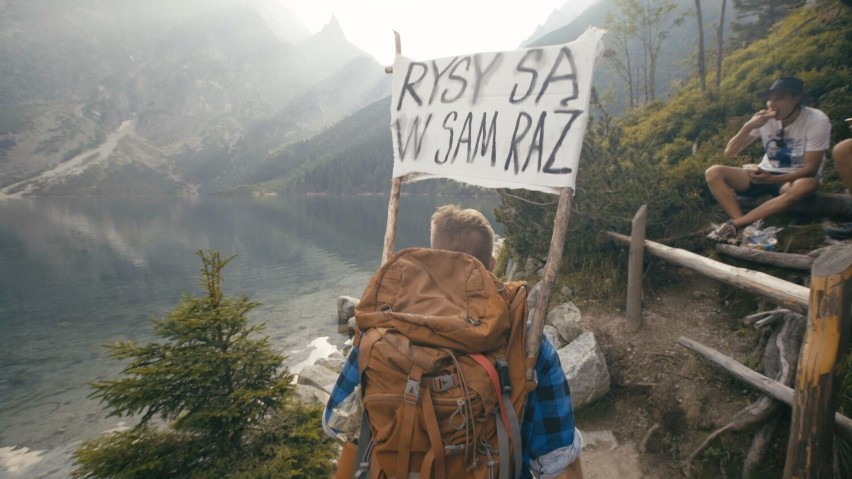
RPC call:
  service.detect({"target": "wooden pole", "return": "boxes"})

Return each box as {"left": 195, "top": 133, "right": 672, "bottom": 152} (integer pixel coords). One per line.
{"left": 606, "top": 231, "right": 809, "bottom": 314}
{"left": 381, "top": 30, "right": 403, "bottom": 266}
{"left": 626, "top": 205, "right": 648, "bottom": 332}
{"left": 677, "top": 336, "right": 852, "bottom": 443}
{"left": 383, "top": 30, "right": 401, "bottom": 74}
{"left": 784, "top": 244, "right": 852, "bottom": 479}
{"left": 525, "top": 187, "right": 574, "bottom": 380}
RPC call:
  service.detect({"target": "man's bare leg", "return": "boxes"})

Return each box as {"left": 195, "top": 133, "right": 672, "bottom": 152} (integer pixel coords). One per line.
{"left": 730, "top": 177, "right": 819, "bottom": 228}
{"left": 825, "top": 140, "right": 852, "bottom": 239}
{"left": 834, "top": 139, "right": 852, "bottom": 197}
{"left": 705, "top": 165, "right": 752, "bottom": 220}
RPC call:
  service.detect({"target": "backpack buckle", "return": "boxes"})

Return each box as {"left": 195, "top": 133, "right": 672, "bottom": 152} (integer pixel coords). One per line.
{"left": 432, "top": 374, "right": 457, "bottom": 392}
{"left": 496, "top": 359, "right": 512, "bottom": 394}
{"left": 403, "top": 377, "right": 420, "bottom": 404}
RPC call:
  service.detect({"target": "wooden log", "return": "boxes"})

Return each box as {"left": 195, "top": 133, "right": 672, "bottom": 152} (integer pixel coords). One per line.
{"left": 606, "top": 232, "right": 809, "bottom": 314}
{"left": 739, "top": 191, "right": 852, "bottom": 221}
{"left": 626, "top": 205, "right": 648, "bottom": 332}
{"left": 677, "top": 336, "right": 852, "bottom": 443}
{"left": 715, "top": 243, "right": 814, "bottom": 271}
{"left": 526, "top": 187, "right": 574, "bottom": 380}
{"left": 784, "top": 244, "right": 852, "bottom": 479}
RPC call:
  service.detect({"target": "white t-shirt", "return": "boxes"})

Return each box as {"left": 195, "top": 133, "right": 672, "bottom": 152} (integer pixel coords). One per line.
{"left": 750, "top": 106, "right": 831, "bottom": 174}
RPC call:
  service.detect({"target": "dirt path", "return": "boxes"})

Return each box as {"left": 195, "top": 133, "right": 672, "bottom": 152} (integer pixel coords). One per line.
{"left": 581, "top": 430, "right": 643, "bottom": 479}
{"left": 574, "top": 266, "right": 763, "bottom": 478}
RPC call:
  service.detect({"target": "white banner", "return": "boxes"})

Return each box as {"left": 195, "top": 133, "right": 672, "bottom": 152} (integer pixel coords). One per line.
{"left": 390, "top": 27, "right": 606, "bottom": 195}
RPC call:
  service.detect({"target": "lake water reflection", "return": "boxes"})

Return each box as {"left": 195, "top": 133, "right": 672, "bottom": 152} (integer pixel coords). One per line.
{"left": 0, "top": 193, "right": 501, "bottom": 478}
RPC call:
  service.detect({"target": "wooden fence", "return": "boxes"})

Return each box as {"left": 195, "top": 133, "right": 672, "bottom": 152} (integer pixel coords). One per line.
{"left": 607, "top": 205, "right": 852, "bottom": 478}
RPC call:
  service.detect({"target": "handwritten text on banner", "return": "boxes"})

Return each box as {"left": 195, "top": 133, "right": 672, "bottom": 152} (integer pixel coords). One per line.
{"left": 390, "top": 28, "right": 606, "bottom": 195}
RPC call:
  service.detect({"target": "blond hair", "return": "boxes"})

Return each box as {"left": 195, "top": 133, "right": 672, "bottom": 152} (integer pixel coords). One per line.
{"left": 430, "top": 205, "right": 495, "bottom": 268}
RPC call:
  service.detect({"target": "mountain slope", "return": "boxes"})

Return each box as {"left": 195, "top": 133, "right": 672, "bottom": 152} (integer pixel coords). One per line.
{"left": 0, "top": 0, "right": 389, "bottom": 195}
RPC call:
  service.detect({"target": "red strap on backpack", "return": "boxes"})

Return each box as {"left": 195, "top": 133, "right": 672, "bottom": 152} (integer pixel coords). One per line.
{"left": 469, "top": 353, "right": 512, "bottom": 443}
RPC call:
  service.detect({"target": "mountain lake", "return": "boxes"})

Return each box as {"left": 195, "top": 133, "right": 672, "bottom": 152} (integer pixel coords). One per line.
{"left": 0, "top": 193, "right": 501, "bottom": 478}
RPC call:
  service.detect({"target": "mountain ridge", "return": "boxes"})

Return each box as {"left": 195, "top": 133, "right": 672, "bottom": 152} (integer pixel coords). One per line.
{"left": 0, "top": 0, "right": 389, "bottom": 195}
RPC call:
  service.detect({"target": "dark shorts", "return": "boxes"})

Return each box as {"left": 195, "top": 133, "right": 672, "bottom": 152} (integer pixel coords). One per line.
{"left": 738, "top": 173, "right": 784, "bottom": 197}
{"left": 738, "top": 182, "right": 782, "bottom": 197}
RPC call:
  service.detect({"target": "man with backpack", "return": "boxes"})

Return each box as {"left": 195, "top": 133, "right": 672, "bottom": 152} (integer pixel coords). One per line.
{"left": 324, "top": 205, "right": 584, "bottom": 479}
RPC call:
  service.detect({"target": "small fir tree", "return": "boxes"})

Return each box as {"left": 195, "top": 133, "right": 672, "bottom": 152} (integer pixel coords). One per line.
{"left": 73, "top": 250, "right": 335, "bottom": 479}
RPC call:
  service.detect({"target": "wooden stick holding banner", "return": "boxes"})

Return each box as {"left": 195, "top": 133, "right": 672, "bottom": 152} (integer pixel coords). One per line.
{"left": 381, "top": 30, "right": 403, "bottom": 266}
{"left": 381, "top": 177, "right": 402, "bottom": 265}
{"left": 525, "top": 187, "right": 574, "bottom": 380}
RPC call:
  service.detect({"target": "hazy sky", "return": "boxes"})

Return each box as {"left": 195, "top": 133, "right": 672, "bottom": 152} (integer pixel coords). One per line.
{"left": 274, "top": 0, "right": 595, "bottom": 65}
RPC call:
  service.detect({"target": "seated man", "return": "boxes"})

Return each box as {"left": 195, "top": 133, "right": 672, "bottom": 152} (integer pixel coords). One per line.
{"left": 705, "top": 76, "right": 831, "bottom": 242}
{"left": 324, "top": 205, "right": 584, "bottom": 479}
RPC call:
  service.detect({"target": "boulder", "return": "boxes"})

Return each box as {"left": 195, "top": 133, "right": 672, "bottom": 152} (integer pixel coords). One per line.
{"left": 547, "top": 302, "right": 583, "bottom": 344}
{"left": 315, "top": 351, "right": 346, "bottom": 373}
{"left": 297, "top": 363, "right": 339, "bottom": 395}
{"left": 557, "top": 332, "right": 611, "bottom": 409}
{"left": 294, "top": 383, "right": 330, "bottom": 405}
{"left": 337, "top": 295, "right": 359, "bottom": 324}
{"left": 543, "top": 324, "right": 567, "bottom": 349}
{"left": 524, "top": 257, "right": 545, "bottom": 276}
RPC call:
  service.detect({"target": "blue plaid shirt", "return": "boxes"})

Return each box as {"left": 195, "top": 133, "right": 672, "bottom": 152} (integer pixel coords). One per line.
{"left": 323, "top": 335, "right": 578, "bottom": 478}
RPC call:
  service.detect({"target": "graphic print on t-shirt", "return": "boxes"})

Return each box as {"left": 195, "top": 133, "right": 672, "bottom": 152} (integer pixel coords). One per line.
{"left": 765, "top": 130, "right": 802, "bottom": 169}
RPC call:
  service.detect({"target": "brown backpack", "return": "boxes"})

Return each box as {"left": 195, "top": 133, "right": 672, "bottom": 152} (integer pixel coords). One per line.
{"left": 353, "top": 248, "right": 536, "bottom": 479}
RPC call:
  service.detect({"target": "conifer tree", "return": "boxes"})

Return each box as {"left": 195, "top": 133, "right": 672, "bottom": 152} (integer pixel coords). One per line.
{"left": 73, "top": 250, "right": 335, "bottom": 479}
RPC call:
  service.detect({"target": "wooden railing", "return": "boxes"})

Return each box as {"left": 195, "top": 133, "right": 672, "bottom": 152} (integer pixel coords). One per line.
{"left": 607, "top": 206, "right": 852, "bottom": 478}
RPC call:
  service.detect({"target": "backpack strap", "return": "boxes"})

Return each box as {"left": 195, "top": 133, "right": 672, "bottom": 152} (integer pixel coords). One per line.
{"left": 497, "top": 360, "right": 523, "bottom": 479}
{"left": 495, "top": 412, "right": 510, "bottom": 479}
{"left": 352, "top": 413, "right": 372, "bottom": 479}
{"left": 420, "top": 386, "right": 446, "bottom": 479}
{"left": 353, "top": 329, "right": 381, "bottom": 479}
{"left": 470, "top": 354, "right": 511, "bottom": 438}
{"left": 470, "top": 353, "right": 523, "bottom": 479}
{"left": 396, "top": 363, "right": 424, "bottom": 477}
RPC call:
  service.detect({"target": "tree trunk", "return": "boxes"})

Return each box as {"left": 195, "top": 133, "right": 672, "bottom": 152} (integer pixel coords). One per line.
{"left": 695, "top": 0, "right": 706, "bottom": 93}
{"left": 716, "top": 0, "right": 727, "bottom": 89}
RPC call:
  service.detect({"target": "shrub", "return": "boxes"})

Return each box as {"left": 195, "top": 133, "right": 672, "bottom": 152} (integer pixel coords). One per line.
{"left": 72, "top": 251, "right": 335, "bottom": 479}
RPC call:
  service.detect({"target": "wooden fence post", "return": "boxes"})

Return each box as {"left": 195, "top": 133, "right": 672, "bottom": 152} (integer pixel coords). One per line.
{"left": 783, "top": 244, "right": 852, "bottom": 479}
{"left": 626, "top": 204, "right": 647, "bottom": 332}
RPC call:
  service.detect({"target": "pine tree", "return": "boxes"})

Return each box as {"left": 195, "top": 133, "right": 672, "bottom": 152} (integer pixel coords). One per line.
{"left": 72, "top": 250, "right": 335, "bottom": 479}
